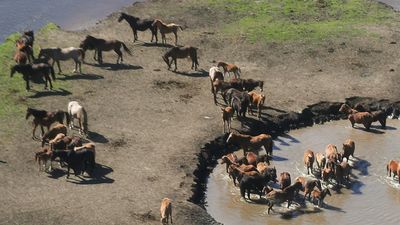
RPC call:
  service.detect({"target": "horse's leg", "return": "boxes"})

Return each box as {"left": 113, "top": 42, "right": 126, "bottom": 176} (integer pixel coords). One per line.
{"left": 115, "top": 48, "right": 123, "bottom": 64}
{"left": 40, "top": 125, "right": 45, "bottom": 138}
{"left": 174, "top": 31, "right": 178, "bottom": 46}
{"left": 66, "top": 166, "right": 70, "bottom": 178}
{"left": 56, "top": 60, "right": 62, "bottom": 74}
{"left": 174, "top": 58, "right": 177, "bottom": 71}
{"left": 134, "top": 29, "right": 138, "bottom": 41}
{"left": 78, "top": 118, "right": 82, "bottom": 135}
{"left": 97, "top": 50, "right": 103, "bottom": 64}
{"left": 93, "top": 50, "right": 97, "bottom": 61}
{"left": 47, "top": 73, "right": 53, "bottom": 90}
{"left": 25, "top": 78, "right": 30, "bottom": 91}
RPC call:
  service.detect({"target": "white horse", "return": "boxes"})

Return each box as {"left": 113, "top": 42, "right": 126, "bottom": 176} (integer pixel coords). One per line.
{"left": 209, "top": 66, "right": 224, "bottom": 94}
{"left": 38, "top": 47, "right": 84, "bottom": 74}
{"left": 68, "top": 101, "right": 88, "bottom": 135}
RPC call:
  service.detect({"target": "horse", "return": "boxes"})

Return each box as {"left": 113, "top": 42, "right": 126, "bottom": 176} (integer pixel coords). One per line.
{"left": 248, "top": 91, "right": 265, "bottom": 119}
{"left": 339, "top": 103, "right": 359, "bottom": 114}
{"left": 348, "top": 112, "right": 374, "bottom": 130}
{"left": 304, "top": 149, "right": 315, "bottom": 175}
{"left": 226, "top": 90, "right": 250, "bottom": 118}
{"left": 340, "top": 103, "right": 387, "bottom": 129}
{"left": 209, "top": 66, "right": 224, "bottom": 103}
{"left": 41, "top": 123, "right": 68, "bottom": 147}
{"left": 79, "top": 35, "right": 132, "bottom": 64}
{"left": 387, "top": 159, "right": 400, "bottom": 183}
{"left": 226, "top": 132, "right": 273, "bottom": 156}
{"left": 152, "top": 19, "right": 183, "bottom": 45}
{"left": 242, "top": 79, "right": 264, "bottom": 92}
{"left": 160, "top": 198, "right": 173, "bottom": 225}
{"left": 278, "top": 172, "right": 291, "bottom": 190}
{"left": 10, "top": 63, "right": 55, "bottom": 91}
{"left": 240, "top": 167, "right": 277, "bottom": 200}
{"left": 266, "top": 181, "right": 303, "bottom": 214}
{"left": 16, "top": 30, "right": 34, "bottom": 62}
{"left": 217, "top": 62, "right": 241, "bottom": 79}
{"left": 162, "top": 46, "right": 198, "bottom": 71}
{"left": 221, "top": 107, "right": 234, "bottom": 133}
{"left": 38, "top": 47, "right": 84, "bottom": 74}
{"left": 51, "top": 149, "right": 95, "bottom": 178}
{"left": 26, "top": 107, "right": 69, "bottom": 140}
{"left": 68, "top": 101, "right": 88, "bottom": 135}
{"left": 117, "top": 13, "right": 158, "bottom": 43}
{"left": 311, "top": 188, "right": 331, "bottom": 207}
{"left": 14, "top": 42, "right": 30, "bottom": 64}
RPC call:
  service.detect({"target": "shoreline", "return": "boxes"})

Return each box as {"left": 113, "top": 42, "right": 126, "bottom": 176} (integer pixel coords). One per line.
{"left": 1, "top": 0, "right": 400, "bottom": 224}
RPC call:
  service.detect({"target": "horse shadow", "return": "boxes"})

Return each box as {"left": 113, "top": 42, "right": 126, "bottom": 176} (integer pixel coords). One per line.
{"left": 141, "top": 42, "right": 174, "bottom": 48}
{"left": 275, "top": 134, "right": 300, "bottom": 147}
{"left": 352, "top": 157, "right": 371, "bottom": 176}
{"left": 371, "top": 125, "right": 397, "bottom": 130}
{"left": 57, "top": 73, "right": 104, "bottom": 81}
{"left": 28, "top": 88, "right": 72, "bottom": 98}
{"left": 87, "top": 131, "right": 109, "bottom": 143}
{"left": 271, "top": 155, "right": 288, "bottom": 161}
{"left": 263, "top": 106, "right": 288, "bottom": 114}
{"left": 323, "top": 203, "right": 345, "bottom": 213}
{"left": 68, "top": 164, "right": 114, "bottom": 185}
{"left": 172, "top": 69, "right": 208, "bottom": 78}
{"left": 350, "top": 180, "right": 364, "bottom": 195}
{"left": 354, "top": 126, "right": 385, "bottom": 134}
{"left": 90, "top": 63, "right": 143, "bottom": 71}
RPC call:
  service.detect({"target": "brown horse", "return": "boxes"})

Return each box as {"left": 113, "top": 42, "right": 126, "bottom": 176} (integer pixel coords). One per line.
{"left": 304, "top": 149, "right": 315, "bottom": 175}
{"left": 162, "top": 46, "right": 199, "bottom": 71}
{"left": 79, "top": 35, "right": 132, "bottom": 64}
{"left": 278, "top": 172, "right": 291, "bottom": 190}
{"left": 26, "top": 107, "right": 69, "bottom": 140}
{"left": 339, "top": 103, "right": 358, "bottom": 114}
{"left": 387, "top": 159, "right": 400, "bottom": 183}
{"left": 16, "top": 30, "right": 34, "bottom": 62}
{"left": 226, "top": 132, "right": 273, "bottom": 156}
{"left": 266, "top": 181, "right": 303, "bottom": 214}
{"left": 14, "top": 41, "right": 29, "bottom": 64}
{"left": 325, "top": 144, "right": 340, "bottom": 167}
{"left": 217, "top": 62, "right": 241, "bottom": 79}
{"left": 152, "top": 19, "right": 183, "bottom": 45}
{"left": 311, "top": 188, "right": 331, "bottom": 207}
{"left": 348, "top": 112, "right": 374, "bottom": 130}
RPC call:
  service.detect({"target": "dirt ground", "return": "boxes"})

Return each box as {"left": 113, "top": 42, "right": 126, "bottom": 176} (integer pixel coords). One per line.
{"left": 1, "top": 0, "right": 400, "bottom": 224}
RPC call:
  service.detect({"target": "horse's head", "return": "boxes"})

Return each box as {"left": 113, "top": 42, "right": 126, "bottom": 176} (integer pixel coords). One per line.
{"left": 26, "top": 108, "right": 32, "bottom": 120}
{"left": 23, "top": 30, "right": 34, "bottom": 38}
{"left": 162, "top": 55, "right": 170, "bottom": 68}
{"left": 266, "top": 166, "right": 277, "bottom": 183}
{"left": 152, "top": 19, "right": 161, "bottom": 27}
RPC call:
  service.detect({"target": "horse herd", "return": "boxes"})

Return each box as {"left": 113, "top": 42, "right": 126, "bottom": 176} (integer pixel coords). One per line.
{"left": 219, "top": 102, "right": 400, "bottom": 215}
{"left": 7, "top": 11, "right": 400, "bottom": 224}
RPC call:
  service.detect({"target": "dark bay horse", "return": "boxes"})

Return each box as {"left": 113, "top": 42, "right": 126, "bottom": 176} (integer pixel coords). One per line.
{"left": 79, "top": 35, "right": 132, "bottom": 64}
{"left": 10, "top": 63, "right": 55, "bottom": 91}
{"left": 163, "top": 46, "right": 199, "bottom": 71}
{"left": 26, "top": 107, "right": 69, "bottom": 140}
{"left": 118, "top": 13, "right": 158, "bottom": 43}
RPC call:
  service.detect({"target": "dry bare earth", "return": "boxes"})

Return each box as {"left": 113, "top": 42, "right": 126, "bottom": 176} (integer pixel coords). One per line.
{"left": 1, "top": 0, "right": 400, "bottom": 224}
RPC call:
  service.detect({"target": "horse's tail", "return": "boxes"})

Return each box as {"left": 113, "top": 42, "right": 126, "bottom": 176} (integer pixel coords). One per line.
{"left": 49, "top": 65, "right": 56, "bottom": 81}
{"left": 64, "top": 111, "right": 70, "bottom": 126}
{"left": 121, "top": 42, "right": 132, "bottom": 55}
{"left": 78, "top": 48, "right": 85, "bottom": 62}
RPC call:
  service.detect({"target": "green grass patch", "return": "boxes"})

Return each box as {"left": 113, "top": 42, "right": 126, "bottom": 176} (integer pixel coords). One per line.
{"left": 0, "top": 23, "right": 70, "bottom": 130}
{"left": 206, "top": 0, "right": 396, "bottom": 43}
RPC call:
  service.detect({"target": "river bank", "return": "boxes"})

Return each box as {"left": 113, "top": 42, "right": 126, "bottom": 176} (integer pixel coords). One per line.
{"left": 1, "top": 0, "right": 400, "bottom": 224}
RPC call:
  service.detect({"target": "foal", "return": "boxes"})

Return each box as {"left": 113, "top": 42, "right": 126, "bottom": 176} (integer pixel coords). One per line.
{"left": 217, "top": 62, "right": 241, "bottom": 79}
{"left": 152, "top": 19, "right": 183, "bottom": 45}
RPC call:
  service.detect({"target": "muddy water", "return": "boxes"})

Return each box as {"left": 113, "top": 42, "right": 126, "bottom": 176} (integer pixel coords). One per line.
{"left": 206, "top": 120, "right": 400, "bottom": 225}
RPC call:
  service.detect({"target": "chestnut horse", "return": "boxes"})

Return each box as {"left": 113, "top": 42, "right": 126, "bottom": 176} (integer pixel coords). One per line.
{"left": 26, "top": 107, "right": 69, "bottom": 140}
{"left": 162, "top": 46, "right": 198, "bottom": 71}
{"left": 209, "top": 66, "right": 224, "bottom": 102}
{"left": 14, "top": 41, "right": 30, "bottom": 64}
{"left": 226, "top": 132, "right": 273, "bottom": 156}
{"left": 217, "top": 61, "right": 241, "bottom": 79}
{"left": 152, "top": 19, "right": 183, "bottom": 45}
{"left": 387, "top": 159, "right": 400, "bottom": 183}
{"left": 16, "top": 30, "right": 34, "bottom": 62}
{"left": 266, "top": 181, "right": 303, "bottom": 214}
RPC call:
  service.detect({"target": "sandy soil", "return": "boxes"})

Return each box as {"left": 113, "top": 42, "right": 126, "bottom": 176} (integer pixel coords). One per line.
{"left": 1, "top": 0, "right": 400, "bottom": 224}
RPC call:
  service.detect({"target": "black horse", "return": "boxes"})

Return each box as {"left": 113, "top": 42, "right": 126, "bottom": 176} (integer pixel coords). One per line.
{"left": 117, "top": 13, "right": 158, "bottom": 43}
{"left": 52, "top": 149, "right": 95, "bottom": 178}
{"left": 240, "top": 167, "right": 277, "bottom": 200}
{"left": 10, "top": 64, "right": 55, "bottom": 91}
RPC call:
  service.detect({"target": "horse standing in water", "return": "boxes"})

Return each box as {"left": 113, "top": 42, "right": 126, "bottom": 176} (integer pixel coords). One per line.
{"left": 117, "top": 13, "right": 158, "bottom": 43}
{"left": 152, "top": 19, "right": 183, "bottom": 46}
{"left": 38, "top": 47, "right": 84, "bottom": 74}
{"left": 79, "top": 35, "right": 132, "bottom": 64}
{"left": 162, "top": 46, "right": 199, "bottom": 71}
{"left": 26, "top": 107, "right": 69, "bottom": 140}
{"left": 68, "top": 101, "right": 88, "bottom": 136}
{"left": 10, "top": 64, "right": 55, "bottom": 91}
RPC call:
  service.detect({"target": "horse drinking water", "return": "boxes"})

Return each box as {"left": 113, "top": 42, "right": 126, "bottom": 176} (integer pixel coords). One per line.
{"left": 117, "top": 13, "right": 158, "bottom": 43}
{"left": 68, "top": 101, "right": 88, "bottom": 136}
{"left": 38, "top": 47, "right": 84, "bottom": 74}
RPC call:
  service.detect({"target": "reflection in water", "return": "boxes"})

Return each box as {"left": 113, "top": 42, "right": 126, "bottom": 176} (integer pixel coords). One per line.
{"left": 206, "top": 120, "right": 400, "bottom": 225}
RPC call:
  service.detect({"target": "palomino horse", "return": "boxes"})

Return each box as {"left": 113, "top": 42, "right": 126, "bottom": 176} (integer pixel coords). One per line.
{"left": 162, "top": 46, "right": 199, "bottom": 71}
{"left": 118, "top": 13, "right": 158, "bottom": 43}
{"left": 38, "top": 47, "right": 84, "bottom": 74}
{"left": 68, "top": 101, "right": 88, "bottom": 135}
{"left": 79, "top": 35, "right": 132, "bottom": 64}
{"left": 16, "top": 30, "right": 34, "bottom": 62}
{"left": 152, "top": 19, "right": 183, "bottom": 45}
{"left": 226, "top": 132, "right": 273, "bottom": 156}
{"left": 217, "top": 62, "right": 241, "bottom": 79}
{"left": 10, "top": 63, "right": 55, "bottom": 91}
{"left": 26, "top": 107, "right": 69, "bottom": 140}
